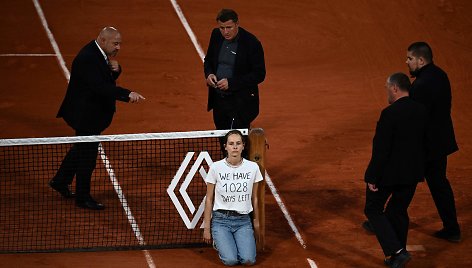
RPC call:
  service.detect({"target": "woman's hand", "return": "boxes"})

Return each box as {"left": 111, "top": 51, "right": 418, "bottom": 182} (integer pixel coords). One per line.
{"left": 203, "top": 228, "right": 212, "bottom": 244}
{"left": 253, "top": 218, "right": 261, "bottom": 243}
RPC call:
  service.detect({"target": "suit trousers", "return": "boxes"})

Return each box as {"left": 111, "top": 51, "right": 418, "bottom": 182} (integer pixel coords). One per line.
{"left": 212, "top": 95, "right": 251, "bottom": 130}
{"left": 425, "top": 156, "right": 460, "bottom": 233}
{"left": 364, "top": 183, "right": 417, "bottom": 256}
{"left": 54, "top": 130, "right": 100, "bottom": 201}
{"left": 213, "top": 95, "right": 252, "bottom": 158}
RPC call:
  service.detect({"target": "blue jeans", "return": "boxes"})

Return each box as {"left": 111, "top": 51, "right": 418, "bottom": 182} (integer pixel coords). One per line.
{"left": 211, "top": 210, "right": 256, "bottom": 266}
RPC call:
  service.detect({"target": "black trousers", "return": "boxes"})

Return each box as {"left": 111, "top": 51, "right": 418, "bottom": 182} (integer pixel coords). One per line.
{"left": 54, "top": 130, "right": 100, "bottom": 201}
{"left": 425, "top": 156, "right": 460, "bottom": 233}
{"left": 212, "top": 96, "right": 251, "bottom": 130}
{"left": 213, "top": 96, "right": 252, "bottom": 158}
{"left": 364, "top": 183, "right": 417, "bottom": 256}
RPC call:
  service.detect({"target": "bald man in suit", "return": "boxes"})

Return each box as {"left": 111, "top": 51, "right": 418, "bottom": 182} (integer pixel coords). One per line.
{"left": 49, "top": 27, "right": 144, "bottom": 210}
{"left": 364, "top": 72, "right": 427, "bottom": 267}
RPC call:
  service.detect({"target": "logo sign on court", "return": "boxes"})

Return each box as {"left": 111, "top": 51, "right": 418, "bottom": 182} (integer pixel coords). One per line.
{"left": 167, "top": 151, "right": 213, "bottom": 229}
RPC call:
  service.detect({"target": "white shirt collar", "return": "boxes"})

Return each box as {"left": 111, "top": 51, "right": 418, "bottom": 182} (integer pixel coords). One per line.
{"left": 94, "top": 40, "right": 107, "bottom": 61}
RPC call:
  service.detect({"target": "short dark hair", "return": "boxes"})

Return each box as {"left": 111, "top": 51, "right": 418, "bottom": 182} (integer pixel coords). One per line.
{"left": 408, "top": 41, "right": 433, "bottom": 63}
{"left": 388, "top": 72, "right": 411, "bottom": 92}
{"left": 216, "top": 9, "right": 238, "bottom": 23}
{"left": 223, "top": 129, "right": 245, "bottom": 145}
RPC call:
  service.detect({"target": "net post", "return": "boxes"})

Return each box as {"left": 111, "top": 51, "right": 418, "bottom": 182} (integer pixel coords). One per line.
{"left": 248, "top": 128, "right": 266, "bottom": 252}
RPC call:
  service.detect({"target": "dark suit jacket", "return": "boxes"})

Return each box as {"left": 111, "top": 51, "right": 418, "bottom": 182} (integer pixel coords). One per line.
{"left": 57, "top": 40, "right": 131, "bottom": 133}
{"left": 410, "top": 63, "right": 458, "bottom": 160}
{"left": 204, "top": 27, "right": 266, "bottom": 124}
{"left": 365, "top": 97, "right": 427, "bottom": 186}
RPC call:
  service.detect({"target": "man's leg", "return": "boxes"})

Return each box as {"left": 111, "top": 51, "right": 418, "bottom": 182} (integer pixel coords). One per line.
{"left": 73, "top": 130, "right": 104, "bottom": 210}
{"left": 364, "top": 186, "right": 403, "bottom": 256}
{"left": 74, "top": 141, "right": 99, "bottom": 201}
{"left": 425, "top": 156, "right": 460, "bottom": 235}
{"left": 385, "top": 184, "right": 417, "bottom": 248}
{"left": 50, "top": 136, "right": 80, "bottom": 198}
{"left": 213, "top": 100, "right": 238, "bottom": 158}
{"left": 53, "top": 145, "right": 78, "bottom": 185}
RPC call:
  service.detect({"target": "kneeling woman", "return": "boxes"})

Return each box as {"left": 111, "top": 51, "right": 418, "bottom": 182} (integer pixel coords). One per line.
{"left": 203, "top": 130, "right": 263, "bottom": 266}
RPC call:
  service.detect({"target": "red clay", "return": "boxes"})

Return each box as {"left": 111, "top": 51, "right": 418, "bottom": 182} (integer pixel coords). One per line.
{"left": 1, "top": 0, "right": 471, "bottom": 267}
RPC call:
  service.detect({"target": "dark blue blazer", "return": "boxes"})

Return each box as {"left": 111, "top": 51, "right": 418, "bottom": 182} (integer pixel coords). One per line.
{"left": 57, "top": 40, "right": 131, "bottom": 133}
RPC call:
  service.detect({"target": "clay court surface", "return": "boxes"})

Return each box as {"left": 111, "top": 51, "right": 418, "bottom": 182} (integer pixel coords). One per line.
{"left": 1, "top": 0, "right": 471, "bottom": 267}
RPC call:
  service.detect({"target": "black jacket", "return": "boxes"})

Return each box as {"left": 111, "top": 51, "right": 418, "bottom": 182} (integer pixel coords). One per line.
{"left": 204, "top": 27, "right": 266, "bottom": 124}
{"left": 365, "top": 97, "right": 427, "bottom": 186}
{"left": 57, "top": 40, "right": 131, "bottom": 133}
{"left": 410, "top": 63, "right": 458, "bottom": 160}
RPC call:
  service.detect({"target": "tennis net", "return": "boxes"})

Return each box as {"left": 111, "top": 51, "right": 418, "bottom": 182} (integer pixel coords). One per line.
{"left": 0, "top": 129, "right": 249, "bottom": 253}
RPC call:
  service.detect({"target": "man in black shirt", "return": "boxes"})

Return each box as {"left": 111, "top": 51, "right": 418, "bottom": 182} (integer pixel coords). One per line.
{"left": 204, "top": 9, "right": 266, "bottom": 130}
{"left": 406, "top": 41, "right": 460, "bottom": 242}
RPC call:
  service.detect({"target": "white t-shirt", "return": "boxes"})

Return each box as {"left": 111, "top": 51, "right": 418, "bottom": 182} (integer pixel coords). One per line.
{"left": 205, "top": 158, "right": 263, "bottom": 214}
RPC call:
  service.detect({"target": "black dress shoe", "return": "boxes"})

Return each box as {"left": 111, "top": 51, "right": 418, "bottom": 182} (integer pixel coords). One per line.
{"left": 76, "top": 198, "right": 105, "bottom": 210}
{"left": 389, "top": 250, "right": 411, "bottom": 268}
{"left": 49, "top": 180, "right": 75, "bottom": 198}
{"left": 434, "top": 228, "right": 461, "bottom": 243}
{"left": 362, "top": 220, "right": 374, "bottom": 234}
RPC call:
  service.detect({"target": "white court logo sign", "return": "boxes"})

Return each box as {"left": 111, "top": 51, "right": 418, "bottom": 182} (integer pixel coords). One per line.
{"left": 167, "top": 151, "right": 213, "bottom": 229}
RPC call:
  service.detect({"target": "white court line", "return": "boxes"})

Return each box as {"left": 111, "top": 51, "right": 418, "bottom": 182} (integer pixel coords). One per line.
{"left": 265, "top": 172, "right": 307, "bottom": 249}
{"left": 32, "top": 0, "right": 70, "bottom": 81}
{"left": 98, "top": 145, "right": 156, "bottom": 268}
{"left": 0, "top": 53, "right": 56, "bottom": 56}
{"left": 98, "top": 144, "right": 146, "bottom": 246}
{"left": 170, "top": 0, "right": 312, "bottom": 265}
{"left": 169, "top": 0, "right": 205, "bottom": 62}
{"left": 32, "top": 1, "right": 155, "bottom": 267}
{"left": 307, "top": 258, "right": 318, "bottom": 268}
